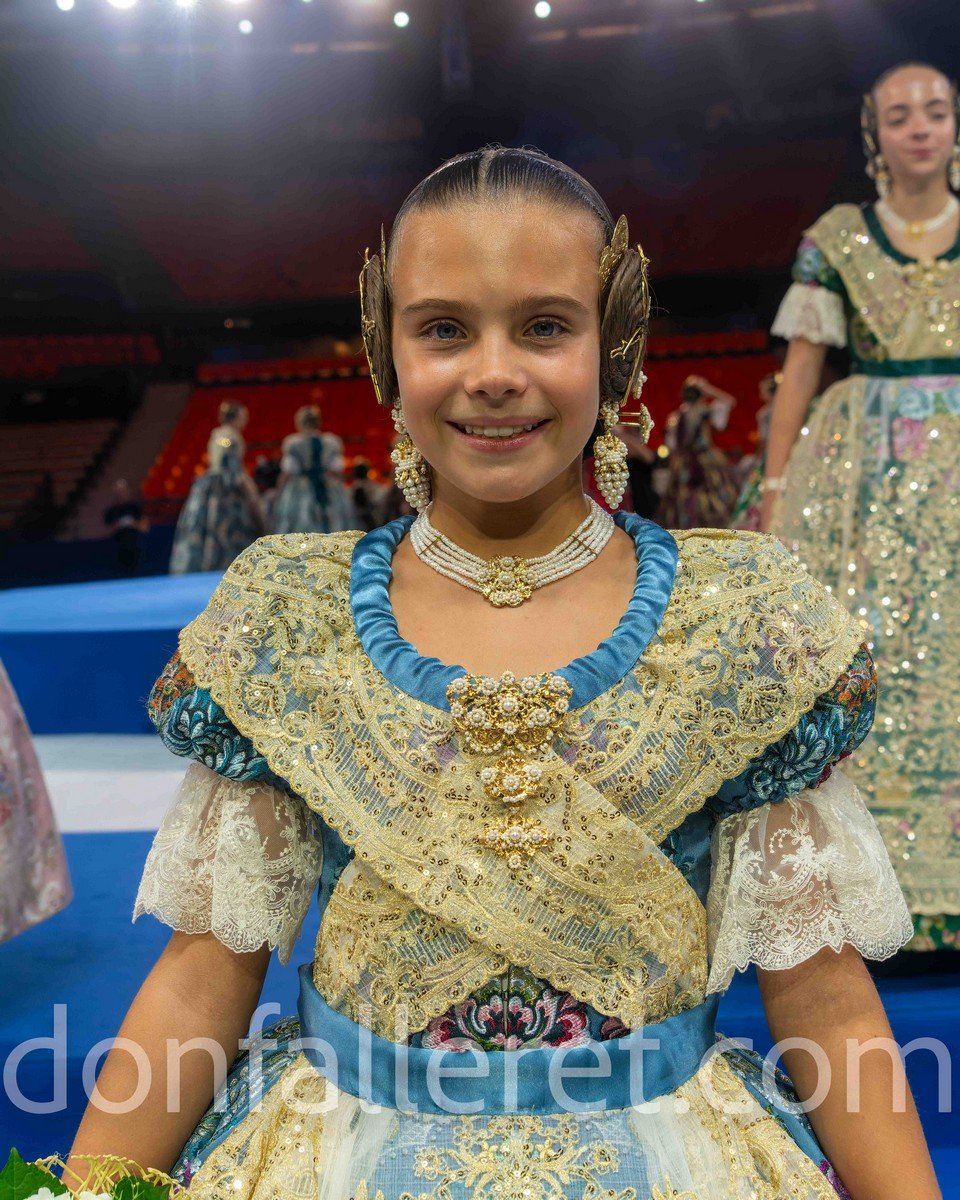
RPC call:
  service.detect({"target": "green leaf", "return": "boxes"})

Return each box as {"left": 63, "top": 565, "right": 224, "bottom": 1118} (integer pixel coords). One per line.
{"left": 0, "top": 1151, "right": 69, "bottom": 1200}
{"left": 111, "top": 1178, "right": 171, "bottom": 1200}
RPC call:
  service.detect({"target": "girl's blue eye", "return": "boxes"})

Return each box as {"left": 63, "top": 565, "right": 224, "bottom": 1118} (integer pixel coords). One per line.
{"left": 428, "top": 322, "right": 462, "bottom": 341}
{"left": 529, "top": 320, "right": 564, "bottom": 338}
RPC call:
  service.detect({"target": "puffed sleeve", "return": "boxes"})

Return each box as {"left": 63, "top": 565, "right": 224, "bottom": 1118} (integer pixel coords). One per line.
{"left": 771, "top": 234, "right": 848, "bottom": 348}
{"left": 133, "top": 651, "right": 324, "bottom": 963}
{"left": 706, "top": 646, "right": 912, "bottom": 992}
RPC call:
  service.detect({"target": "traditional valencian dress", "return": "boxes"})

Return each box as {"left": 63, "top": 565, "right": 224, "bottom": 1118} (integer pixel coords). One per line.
{"left": 0, "top": 660, "right": 72, "bottom": 944}
{"left": 660, "top": 402, "right": 739, "bottom": 531}
{"left": 134, "top": 516, "right": 911, "bottom": 1199}
{"left": 273, "top": 433, "right": 356, "bottom": 536}
{"left": 771, "top": 203, "right": 960, "bottom": 951}
{"left": 170, "top": 426, "right": 263, "bottom": 575}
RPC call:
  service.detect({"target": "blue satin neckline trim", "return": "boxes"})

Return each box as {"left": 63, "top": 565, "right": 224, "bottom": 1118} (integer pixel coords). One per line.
{"left": 350, "top": 510, "right": 679, "bottom": 712}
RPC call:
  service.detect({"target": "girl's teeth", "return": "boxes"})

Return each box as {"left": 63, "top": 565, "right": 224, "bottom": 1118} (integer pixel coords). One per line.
{"left": 462, "top": 424, "right": 538, "bottom": 438}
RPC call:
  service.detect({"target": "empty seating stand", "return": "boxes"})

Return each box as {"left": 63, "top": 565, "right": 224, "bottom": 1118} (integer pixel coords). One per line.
{"left": 0, "top": 334, "right": 160, "bottom": 382}
{"left": 0, "top": 419, "right": 119, "bottom": 532}
{"left": 143, "top": 359, "right": 391, "bottom": 510}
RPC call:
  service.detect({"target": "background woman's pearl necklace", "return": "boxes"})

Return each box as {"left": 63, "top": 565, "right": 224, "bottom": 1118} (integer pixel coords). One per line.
{"left": 410, "top": 498, "right": 615, "bottom": 608}
{"left": 876, "top": 195, "right": 959, "bottom": 238}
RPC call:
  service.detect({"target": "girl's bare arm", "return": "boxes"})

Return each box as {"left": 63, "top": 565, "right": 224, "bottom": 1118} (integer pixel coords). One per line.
{"left": 759, "top": 945, "right": 941, "bottom": 1200}
{"left": 64, "top": 931, "right": 272, "bottom": 1184}
{"left": 759, "top": 337, "right": 827, "bottom": 529}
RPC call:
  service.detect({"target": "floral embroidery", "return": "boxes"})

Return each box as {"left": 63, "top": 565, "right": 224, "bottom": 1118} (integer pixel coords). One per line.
{"left": 419, "top": 971, "right": 590, "bottom": 1051}
{"left": 820, "top": 1161, "right": 853, "bottom": 1198}
{"left": 741, "top": 709, "right": 847, "bottom": 802}
{"left": 793, "top": 237, "right": 845, "bottom": 295}
{"left": 598, "top": 1014, "right": 630, "bottom": 1041}
{"left": 897, "top": 386, "right": 937, "bottom": 421}
{"left": 148, "top": 651, "right": 272, "bottom": 783}
{"left": 892, "top": 417, "right": 931, "bottom": 463}
{"left": 710, "top": 645, "right": 877, "bottom": 817}
{"left": 395, "top": 1114, "right": 631, "bottom": 1200}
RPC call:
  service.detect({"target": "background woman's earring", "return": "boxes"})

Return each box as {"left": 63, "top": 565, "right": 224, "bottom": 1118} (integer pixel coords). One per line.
{"left": 390, "top": 404, "right": 431, "bottom": 511}
{"left": 593, "top": 402, "right": 629, "bottom": 510}
{"left": 950, "top": 145, "right": 960, "bottom": 193}
{"left": 872, "top": 154, "right": 891, "bottom": 199}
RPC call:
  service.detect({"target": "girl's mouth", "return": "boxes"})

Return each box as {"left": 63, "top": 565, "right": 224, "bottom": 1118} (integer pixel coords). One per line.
{"left": 449, "top": 419, "right": 551, "bottom": 451}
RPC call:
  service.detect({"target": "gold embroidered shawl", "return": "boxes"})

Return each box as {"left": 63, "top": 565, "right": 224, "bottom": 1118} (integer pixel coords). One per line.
{"left": 809, "top": 203, "right": 960, "bottom": 360}
{"left": 179, "top": 529, "right": 862, "bottom": 1036}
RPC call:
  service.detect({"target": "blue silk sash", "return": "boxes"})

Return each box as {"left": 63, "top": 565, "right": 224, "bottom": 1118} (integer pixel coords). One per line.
{"left": 297, "top": 963, "right": 719, "bottom": 1116}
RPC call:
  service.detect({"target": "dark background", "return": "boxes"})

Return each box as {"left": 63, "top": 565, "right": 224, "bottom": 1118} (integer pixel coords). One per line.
{"left": 2, "top": 0, "right": 957, "bottom": 339}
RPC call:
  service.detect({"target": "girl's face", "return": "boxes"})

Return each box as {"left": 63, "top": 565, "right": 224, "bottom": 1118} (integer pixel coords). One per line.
{"left": 389, "top": 198, "right": 603, "bottom": 507}
{"left": 875, "top": 66, "right": 957, "bottom": 190}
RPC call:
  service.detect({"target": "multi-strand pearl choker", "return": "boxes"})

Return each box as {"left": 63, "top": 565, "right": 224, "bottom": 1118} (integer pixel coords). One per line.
{"left": 875, "top": 195, "right": 959, "bottom": 239}
{"left": 410, "top": 498, "right": 615, "bottom": 608}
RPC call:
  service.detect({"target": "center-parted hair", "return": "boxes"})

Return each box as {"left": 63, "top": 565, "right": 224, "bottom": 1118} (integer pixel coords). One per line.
{"left": 360, "top": 146, "right": 650, "bottom": 412}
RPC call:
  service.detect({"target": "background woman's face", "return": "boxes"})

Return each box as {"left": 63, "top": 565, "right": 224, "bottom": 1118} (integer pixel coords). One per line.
{"left": 389, "top": 197, "right": 603, "bottom": 507}
{"left": 875, "top": 66, "right": 957, "bottom": 189}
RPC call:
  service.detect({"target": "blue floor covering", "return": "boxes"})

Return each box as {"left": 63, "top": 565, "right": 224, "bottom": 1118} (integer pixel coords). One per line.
{"left": 1, "top": 831, "right": 958, "bottom": 1193}
{"left": 0, "top": 573, "right": 221, "bottom": 735}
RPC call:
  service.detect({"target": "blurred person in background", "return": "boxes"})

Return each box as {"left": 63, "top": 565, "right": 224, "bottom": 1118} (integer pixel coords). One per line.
{"left": 763, "top": 62, "right": 960, "bottom": 959}
{"left": 659, "top": 375, "right": 739, "bottom": 528}
{"left": 103, "top": 477, "right": 148, "bottom": 577}
{"left": 350, "top": 458, "right": 387, "bottom": 531}
{"left": 0, "top": 660, "right": 72, "bottom": 946}
{"left": 615, "top": 419, "right": 660, "bottom": 520}
{"left": 272, "top": 404, "right": 356, "bottom": 535}
{"left": 169, "top": 401, "right": 264, "bottom": 574}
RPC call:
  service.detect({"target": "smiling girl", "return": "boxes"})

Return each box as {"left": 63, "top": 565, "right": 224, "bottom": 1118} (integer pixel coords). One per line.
{"left": 764, "top": 63, "right": 960, "bottom": 961}
{"left": 60, "top": 148, "right": 938, "bottom": 1199}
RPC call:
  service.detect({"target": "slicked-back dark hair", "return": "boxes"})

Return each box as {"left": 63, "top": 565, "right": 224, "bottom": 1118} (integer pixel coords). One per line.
{"left": 388, "top": 146, "right": 615, "bottom": 263}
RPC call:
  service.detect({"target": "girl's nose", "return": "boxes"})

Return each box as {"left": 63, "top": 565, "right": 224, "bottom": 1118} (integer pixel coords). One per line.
{"left": 463, "top": 339, "right": 528, "bottom": 401}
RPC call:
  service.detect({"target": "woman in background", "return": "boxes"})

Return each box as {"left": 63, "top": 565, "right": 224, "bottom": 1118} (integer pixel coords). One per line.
{"left": 273, "top": 405, "right": 356, "bottom": 534}
{"left": 0, "top": 660, "right": 71, "bottom": 945}
{"left": 169, "top": 401, "right": 264, "bottom": 575}
{"left": 660, "top": 375, "right": 739, "bottom": 528}
{"left": 763, "top": 62, "right": 960, "bottom": 956}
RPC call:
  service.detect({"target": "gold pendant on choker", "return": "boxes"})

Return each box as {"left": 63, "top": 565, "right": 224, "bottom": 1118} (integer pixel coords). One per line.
{"left": 479, "top": 557, "right": 534, "bottom": 607}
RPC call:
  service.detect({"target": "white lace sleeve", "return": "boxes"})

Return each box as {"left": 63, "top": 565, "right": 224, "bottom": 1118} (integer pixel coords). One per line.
{"left": 770, "top": 282, "right": 847, "bottom": 347}
{"left": 133, "top": 762, "right": 323, "bottom": 964}
{"left": 706, "top": 769, "right": 911, "bottom": 993}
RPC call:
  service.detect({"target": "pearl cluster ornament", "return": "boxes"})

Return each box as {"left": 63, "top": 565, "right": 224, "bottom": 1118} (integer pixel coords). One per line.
{"left": 390, "top": 403, "right": 431, "bottom": 511}
{"left": 411, "top": 498, "right": 614, "bottom": 607}
{"left": 593, "top": 403, "right": 630, "bottom": 509}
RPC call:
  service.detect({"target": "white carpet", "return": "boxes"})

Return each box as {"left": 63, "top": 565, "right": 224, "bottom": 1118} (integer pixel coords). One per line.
{"left": 32, "top": 735, "right": 183, "bottom": 832}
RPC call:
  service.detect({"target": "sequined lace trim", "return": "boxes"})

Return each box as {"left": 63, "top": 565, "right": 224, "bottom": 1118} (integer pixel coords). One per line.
{"left": 810, "top": 203, "right": 960, "bottom": 361}
{"left": 179, "top": 529, "right": 863, "bottom": 1033}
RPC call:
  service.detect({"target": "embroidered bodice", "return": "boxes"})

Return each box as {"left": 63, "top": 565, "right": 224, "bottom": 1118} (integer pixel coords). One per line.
{"left": 773, "top": 202, "right": 960, "bottom": 371}
{"left": 134, "top": 516, "right": 912, "bottom": 1055}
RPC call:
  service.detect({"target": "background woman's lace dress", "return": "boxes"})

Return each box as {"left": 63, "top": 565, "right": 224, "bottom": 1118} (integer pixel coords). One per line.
{"left": 771, "top": 203, "right": 960, "bottom": 949}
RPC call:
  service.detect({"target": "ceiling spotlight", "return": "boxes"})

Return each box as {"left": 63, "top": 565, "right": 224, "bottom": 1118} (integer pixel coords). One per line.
{"left": 56, "top": 0, "right": 75, "bottom": 10}
{"left": 107, "top": 0, "right": 138, "bottom": 8}
{"left": 393, "top": 10, "right": 410, "bottom": 26}
{"left": 238, "top": 18, "right": 253, "bottom": 32}
{"left": 534, "top": 1, "right": 551, "bottom": 17}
